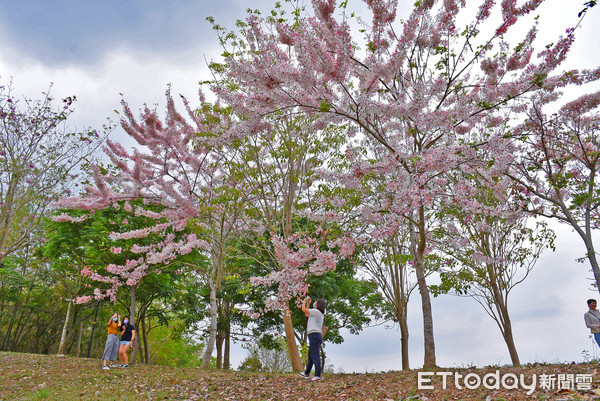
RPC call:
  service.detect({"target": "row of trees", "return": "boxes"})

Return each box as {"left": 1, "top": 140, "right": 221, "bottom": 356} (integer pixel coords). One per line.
{"left": 202, "top": 0, "right": 598, "bottom": 368}
{"left": 51, "top": 93, "right": 384, "bottom": 369}
{"left": 1, "top": 0, "right": 599, "bottom": 371}
{"left": 0, "top": 81, "right": 382, "bottom": 369}
{"left": 0, "top": 80, "right": 106, "bottom": 356}
{"left": 0, "top": 82, "right": 207, "bottom": 365}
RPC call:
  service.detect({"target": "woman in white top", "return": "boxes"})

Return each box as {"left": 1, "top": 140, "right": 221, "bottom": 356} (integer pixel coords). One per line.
{"left": 299, "top": 297, "right": 326, "bottom": 381}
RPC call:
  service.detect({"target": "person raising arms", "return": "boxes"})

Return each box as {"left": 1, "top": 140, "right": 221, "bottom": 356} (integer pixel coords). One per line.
{"left": 101, "top": 313, "right": 120, "bottom": 370}
{"left": 299, "top": 297, "right": 327, "bottom": 382}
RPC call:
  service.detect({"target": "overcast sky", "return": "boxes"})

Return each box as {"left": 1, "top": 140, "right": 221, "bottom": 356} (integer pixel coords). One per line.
{"left": 1, "top": 0, "right": 599, "bottom": 372}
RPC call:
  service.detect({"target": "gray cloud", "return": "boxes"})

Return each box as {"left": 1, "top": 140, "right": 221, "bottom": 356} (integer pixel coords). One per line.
{"left": 0, "top": 0, "right": 269, "bottom": 66}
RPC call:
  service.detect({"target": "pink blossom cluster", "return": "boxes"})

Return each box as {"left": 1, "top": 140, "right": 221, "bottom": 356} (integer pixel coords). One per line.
{"left": 249, "top": 231, "right": 354, "bottom": 313}
{"left": 110, "top": 247, "right": 122, "bottom": 254}
{"left": 74, "top": 295, "right": 93, "bottom": 304}
{"left": 51, "top": 213, "right": 90, "bottom": 223}
{"left": 57, "top": 88, "right": 253, "bottom": 304}
{"left": 208, "top": 0, "right": 575, "bottom": 252}
{"left": 509, "top": 86, "right": 600, "bottom": 231}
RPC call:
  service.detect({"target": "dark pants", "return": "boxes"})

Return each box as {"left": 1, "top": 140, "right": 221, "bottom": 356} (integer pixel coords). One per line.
{"left": 304, "top": 332, "right": 323, "bottom": 377}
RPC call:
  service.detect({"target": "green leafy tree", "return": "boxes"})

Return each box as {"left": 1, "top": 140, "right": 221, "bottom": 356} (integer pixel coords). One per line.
{"left": 232, "top": 222, "right": 383, "bottom": 370}
{"left": 44, "top": 200, "right": 198, "bottom": 362}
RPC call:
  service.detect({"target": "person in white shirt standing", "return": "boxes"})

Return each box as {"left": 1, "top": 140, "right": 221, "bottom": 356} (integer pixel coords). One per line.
{"left": 584, "top": 299, "right": 600, "bottom": 347}
{"left": 299, "top": 297, "right": 327, "bottom": 382}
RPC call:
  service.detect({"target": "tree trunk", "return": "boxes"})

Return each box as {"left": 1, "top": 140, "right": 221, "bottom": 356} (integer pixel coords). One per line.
{"left": 201, "top": 240, "right": 227, "bottom": 370}
{"left": 502, "top": 318, "right": 520, "bottom": 366}
{"left": 216, "top": 329, "right": 224, "bottom": 369}
{"left": 282, "top": 179, "right": 303, "bottom": 372}
{"left": 11, "top": 286, "right": 33, "bottom": 352}
{"left": 57, "top": 300, "right": 72, "bottom": 354}
{"left": 65, "top": 307, "right": 80, "bottom": 354}
{"left": 491, "top": 277, "right": 520, "bottom": 366}
{"left": 141, "top": 313, "right": 150, "bottom": 364}
{"left": 135, "top": 312, "right": 144, "bottom": 365}
{"left": 0, "top": 179, "right": 19, "bottom": 259}
{"left": 218, "top": 299, "right": 231, "bottom": 370}
{"left": 201, "top": 277, "right": 218, "bottom": 368}
{"left": 283, "top": 307, "right": 303, "bottom": 371}
{"left": 583, "top": 239, "right": 600, "bottom": 295}
{"left": 484, "top": 256, "right": 521, "bottom": 367}
{"left": 0, "top": 282, "right": 5, "bottom": 324}
{"left": 224, "top": 319, "right": 231, "bottom": 370}
{"left": 411, "top": 210, "right": 436, "bottom": 368}
{"left": 76, "top": 321, "right": 83, "bottom": 357}
{"left": 414, "top": 260, "right": 435, "bottom": 368}
{"left": 13, "top": 310, "right": 31, "bottom": 351}
{"left": 492, "top": 297, "right": 521, "bottom": 366}
{"left": 390, "top": 238, "right": 410, "bottom": 371}
{"left": 128, "top": 285, "right": 139, "bottom": 364}
{"left": 320, "top": 343, "right": 326, "bottom": 371}
{"left": 398, "top": 307, "right": 410, "bottom": 371}
{"left": 3, "top": 300, "right": 20, "bottom": 351}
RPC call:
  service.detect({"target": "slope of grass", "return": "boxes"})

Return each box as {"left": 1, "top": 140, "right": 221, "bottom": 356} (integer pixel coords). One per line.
{"left": 1, "top": 351, "right": 599, "bottom": 400}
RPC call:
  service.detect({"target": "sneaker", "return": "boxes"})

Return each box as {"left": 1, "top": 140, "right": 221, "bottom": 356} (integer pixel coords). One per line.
{"left": 109, "top": 364, "right": 119, "bottom": 368}
{"left": 102, "top": 366, "right": 110, "bottom": 370}
{"left": 299, "top": 372, "right": 310, "bottom": 379}
{"left": 122, "top": 364, "right": 129, "bottom": 368}
{"left": 311, "top": 376, "right": 323, "bottom": 382}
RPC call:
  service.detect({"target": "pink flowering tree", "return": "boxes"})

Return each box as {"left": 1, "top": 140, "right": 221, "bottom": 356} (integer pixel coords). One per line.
{"left": 49, "top": 201, "right": 198, "bottom": 302}
{"left": 312, "top": 142, "right": 424, "bottom": 371}
{"left": 508, "top": 89, "right": 600, "bottom": 291}
{"left": 0, "top": 81, "right": 107, "bottom": 263}
{"left": 360, "top": 228, "right": 421, "bottom": 371}
{"left": 432, "top": 162, "right": 556, "bottom": 366}
{"left": 221, "top": 113, "right": 350, "bottom": 370}
{"left": 249, "top": 228, "right": 355, "bottom": 311}
{"left": 45, "top": 199, "right": 198, "bottom": 357}
{"left": 209, "top": 0, "right": 586, "bottom": 367}
{"left": 55, "top": 91, "right": 253, "bottom": 368}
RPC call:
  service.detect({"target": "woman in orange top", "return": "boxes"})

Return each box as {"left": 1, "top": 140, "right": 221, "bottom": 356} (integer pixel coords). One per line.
{"left": 101, "top": 313, "right": 120, "bottom": 370}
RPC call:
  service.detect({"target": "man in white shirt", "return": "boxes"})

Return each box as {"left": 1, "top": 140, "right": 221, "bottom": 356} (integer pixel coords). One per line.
{"left": 584, "top": 299, "right": 600, "bottom": 347}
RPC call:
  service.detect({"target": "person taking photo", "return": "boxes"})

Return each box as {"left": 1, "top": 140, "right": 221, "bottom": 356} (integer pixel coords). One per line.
{"left": 101, "top": 313, "right": 120, "bottom": 370}
{"left": 298, "top": 297, "right": 327, "bottom": 382}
